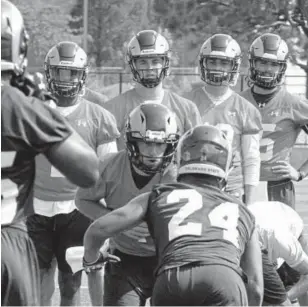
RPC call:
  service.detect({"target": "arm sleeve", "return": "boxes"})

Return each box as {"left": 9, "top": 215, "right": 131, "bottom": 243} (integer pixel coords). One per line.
{"left": 241, "top": 133, "right": 261, "bottom": 186}
{"left": 96, "top": 107, "right": 120, "bottom": 146}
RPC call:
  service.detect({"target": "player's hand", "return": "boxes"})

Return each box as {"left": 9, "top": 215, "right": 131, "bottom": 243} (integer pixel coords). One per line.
{"left": 271, "top": 161, "right": 300, "bottom": 181}
{"left": 122, "top": 222, "right": 151, "bottom": 243}
{"left": 83, "top": 250, "right": 120, "bottom": 274}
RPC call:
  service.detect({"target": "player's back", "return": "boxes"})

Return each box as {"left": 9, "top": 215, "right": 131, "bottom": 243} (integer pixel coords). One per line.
{"left": 1, "top": 85, "right": 72, "bottom": 225}
{"left": 147, "top": 182, "right": 255, "bottom": 276}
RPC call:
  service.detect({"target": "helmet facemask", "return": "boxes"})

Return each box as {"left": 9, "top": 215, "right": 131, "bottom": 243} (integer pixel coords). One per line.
{"left": 249, "top": 57, "right": 287, "bottom": 89}
{"left": 129, "top": 55, "right": 170, "bottom": 88}
{"left": 126, "top": 129, "right": 179, "bottom": 175}
{"left": 45, "top": 65, "right": 87, "bottom": 97}
{"left": 199, "top": 55, "right": 241, "bottom": 86}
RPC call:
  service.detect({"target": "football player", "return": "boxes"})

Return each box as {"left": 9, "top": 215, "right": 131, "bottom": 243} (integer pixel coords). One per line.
{"left": 25, "top": 42, "right": 120, "bottom": 306}
{"left": 240, "top": 33, "right": 308, "bottom": 207}
{"left": 75, "top": 103, "right": 180, "bottom": 306}
{"left": 1, "top": 1, "right": 100, "bottom": 306}
{"left": 99, "top": 29, "right": 202, "bottom": 150}
{"left": 82, "top": 125, "right": 264, "bottom": 306}
{"left": 184, "top": 34, "right": 262, "bottom": 205}
{"left": 249, "top": 201, "right": 308, "bottom": 306}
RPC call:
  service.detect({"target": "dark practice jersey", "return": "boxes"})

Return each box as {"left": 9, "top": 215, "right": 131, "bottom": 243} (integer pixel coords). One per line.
{"left": 1, "top": 85, "right": 73, "bottom": 225}
{"left": 146, "top": 182, "right": 255, "bottom": 276}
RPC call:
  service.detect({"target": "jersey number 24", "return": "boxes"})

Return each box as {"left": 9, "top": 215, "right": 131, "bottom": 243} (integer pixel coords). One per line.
{"left": 167, "top": 189, "right": 240, "bottom": 248}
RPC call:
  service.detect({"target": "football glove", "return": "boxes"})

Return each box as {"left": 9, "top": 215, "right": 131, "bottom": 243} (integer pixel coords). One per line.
{"left": 83, "top": 251, "right": 120, "bottom": 274}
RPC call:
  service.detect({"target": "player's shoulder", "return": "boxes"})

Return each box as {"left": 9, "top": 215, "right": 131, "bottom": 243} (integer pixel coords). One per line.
{"left": 166, "top": 90, "right": 197, "bottom": 107}
{"left": 81, "top": 98, "right": 118, "bottom": 124}
{"left": 99, "top": 150, "right": 126, "bottom": 175}
{"left": 104, "top": 89, "right": 135, "bottom": 107}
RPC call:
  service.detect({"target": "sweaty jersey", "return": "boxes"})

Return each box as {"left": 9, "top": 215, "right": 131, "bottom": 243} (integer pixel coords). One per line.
{"left": 146, "top": 182, "right": 255, "bottom": 276}
{"left": 102, "top": 88, "right": 202, "bottom": 150}
{"left": 240, "top": 87, "right": 308, "bottom": 181}
{"left": 248, "top": 201, "right": 304, "bottom": 268}
{"left": 34, "top": 98, "right": 119, "bottom": 202}
{"left": 76, "top": 150, "right": 177, "bottom": 257}
{"left": 185, "top": 87, "right": 262, "bottom": 193}
{"left": 1, "top": 85, "right": 72, "bottom": 225}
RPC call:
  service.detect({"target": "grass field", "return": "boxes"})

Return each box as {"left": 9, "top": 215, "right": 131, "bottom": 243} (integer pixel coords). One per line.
{"left": 51, "top": 146, "right": 308, "bottom": 306}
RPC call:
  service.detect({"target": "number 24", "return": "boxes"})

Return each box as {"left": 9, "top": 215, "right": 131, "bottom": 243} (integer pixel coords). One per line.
{"left": 167, "top": 189, "right": 240, "bottom": 248}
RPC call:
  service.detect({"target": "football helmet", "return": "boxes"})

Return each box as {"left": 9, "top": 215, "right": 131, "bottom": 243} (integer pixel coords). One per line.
{"left": 125, "top": 103, "right": 179, "bottom": 174}
{"left": 44, "top": 41, "right": 88, "bottom": 97}
{"left": 177, "top": 125, "right": 232, "bottom": 181}
{"left": 199, "top": 34, "right": 242, "bottom": 86}
{"left": 1, "top": 0, "right": 29, "bottom": 75}
{"left": 126, "top": 30, "right": 171, "bottom": 88}
{"left": 248, "top": 33, "right": 289, "bottom": 89}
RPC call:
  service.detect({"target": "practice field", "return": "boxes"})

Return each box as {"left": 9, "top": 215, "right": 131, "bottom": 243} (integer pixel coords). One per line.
{"left": 52, "top": 147, "right": 308, "bottom": 306}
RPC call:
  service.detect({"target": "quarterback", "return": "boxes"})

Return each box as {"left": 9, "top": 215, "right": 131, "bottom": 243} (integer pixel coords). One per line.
{"left": 240, "top": 33, "right": 308, "bottom": 207}
{"left": 76, "top": 103, "right": 180, "bottom": 306}
{"left": 185, "top": 34, "right": 262, "bottom": 205}
{"left": 26, "top": 41, "right": 119, "bottom": 306}
{"left": 101, "top": 30, "right": 202, "bottom": 150}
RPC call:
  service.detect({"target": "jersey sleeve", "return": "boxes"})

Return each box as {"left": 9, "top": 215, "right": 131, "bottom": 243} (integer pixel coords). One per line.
{"left": 102, "top": 96, "right": 126, "bottom": 132}
{"left": 75, "top": 153, "right": 116, "bottom": 203}
{"left": 291, "top": 95, "right": 308, "bottom": 126}
{"left": 1, "top": 85, "right": 73, "bottom": 154}
{"left": 274, "top": 230, "right": 305, "bottom": 268}
{"left": 242, "top": 99, "right": 263, "bottom": 135}
{"left": 96, "top": 106, "right": 120, "bottom": 146}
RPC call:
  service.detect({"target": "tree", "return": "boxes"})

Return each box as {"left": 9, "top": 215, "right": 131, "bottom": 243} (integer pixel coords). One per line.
{"left": 152, "top": 0, "right": 308, "bottom": 97}
{"left": 11, "top": 0, "right": 80, "bottom": 70}
{"left": 69, "top": 0, "right": 157, "bottom": 68}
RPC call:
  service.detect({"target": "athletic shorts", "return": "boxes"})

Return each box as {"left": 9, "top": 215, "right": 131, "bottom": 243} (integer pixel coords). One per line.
{"left": 152, "top": 263, "right": 248, "bottom": 306}
{"left": 103, "top": 249, "right": 157, "bottom": 306}
{"left": 1, "top": 223, "right": 40, "bottom": 306}
{"left": 26, "top": 209, "right": 91, "bottom": 273}
{"left": 262, "top": 250, "right": 288, "bottom": 305}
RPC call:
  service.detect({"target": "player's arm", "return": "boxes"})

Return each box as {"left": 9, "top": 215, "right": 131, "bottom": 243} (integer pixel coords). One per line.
{"left": 83, "top": 192, "right": 150, "bottom": 263}
{"left": 275, "top": 232, "right": 308, "bottom": 300}
{"left": 241, "top": 133, "right": 261, "bottom": 205}
{"left": 75, "top": 159, "right": 112, "bottom": 220}
{"left": 45, "top": 125, "right": 99, "bottom": 188}
{"left": 240, "top": 228, "right": 264, "bottom": 306}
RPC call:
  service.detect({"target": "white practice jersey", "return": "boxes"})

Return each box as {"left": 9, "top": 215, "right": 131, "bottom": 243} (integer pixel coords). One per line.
{"left": 248, "top": 201, "right": 304, "bottom": 268}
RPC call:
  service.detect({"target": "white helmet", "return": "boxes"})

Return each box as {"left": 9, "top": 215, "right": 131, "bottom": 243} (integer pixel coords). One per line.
{"left": 44, "top": 41, "right": 88, "bottom": 97}
{"left": 199, "top": 34, "right": 242, "bottom": 86}
{"left": 1, "top": 0, "right": 29, "bottom": 76}
{"left": 248, "top": 33, "right": 289, "bottom": 89}
{"left": 126, "top": 30, "right": 171, "bottom": 88}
